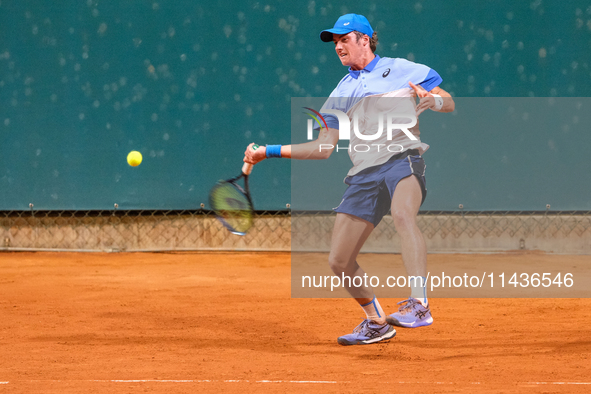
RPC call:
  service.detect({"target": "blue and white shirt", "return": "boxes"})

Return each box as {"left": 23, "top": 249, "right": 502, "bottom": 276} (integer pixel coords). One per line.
{"left": 319, "top": 55, "right": 442, "bottom": 175}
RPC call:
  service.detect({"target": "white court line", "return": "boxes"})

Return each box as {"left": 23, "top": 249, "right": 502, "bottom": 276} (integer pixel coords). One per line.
{"left": 3, "top": 380, "right": 591, "bottom": 385}
{"left": 106, "top": 380, "right": 203, "bottom": 383}
{"left": 90, "top": 379, "right": 341, "bottom": 384}
{"left": 525, "top": 382, "right": 591, "bottom": 385}
{"left": 257, "top": 380, "right": 339, "bottom": 384}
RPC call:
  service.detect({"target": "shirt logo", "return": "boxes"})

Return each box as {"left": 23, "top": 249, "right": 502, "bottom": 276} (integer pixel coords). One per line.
{"left": 343, "top": 22, "right": 350, "bottom": 25}
{"left": 382, "top": 68, "right": 390, "bottom": 78}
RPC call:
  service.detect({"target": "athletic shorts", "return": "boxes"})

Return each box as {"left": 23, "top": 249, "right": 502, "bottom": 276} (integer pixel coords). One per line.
{"left": 333, "top": 149, "right": 427, "bottom": 227}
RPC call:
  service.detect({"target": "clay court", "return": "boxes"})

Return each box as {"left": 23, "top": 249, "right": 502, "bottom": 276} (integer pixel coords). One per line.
{"left": 2, "top": 1, "right": 591, "bottom": 393}
{"left": 1, "top": 251, "right": 590, "bottom": 393}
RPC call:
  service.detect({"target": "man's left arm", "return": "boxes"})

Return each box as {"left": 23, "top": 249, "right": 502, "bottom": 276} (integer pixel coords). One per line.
{"left": 428, "top": 86, "right": 455, "bottom": 113}
{"left": 409, "top": 82, "right": 455, "bottom": 115}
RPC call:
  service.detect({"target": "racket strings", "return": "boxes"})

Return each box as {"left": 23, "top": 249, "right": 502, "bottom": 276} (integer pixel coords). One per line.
{"left": 209, "top": 181, "right": 253, "bottom": 234}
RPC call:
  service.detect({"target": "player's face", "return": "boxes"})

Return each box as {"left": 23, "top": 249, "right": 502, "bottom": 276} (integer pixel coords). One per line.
{"left": 333, "top": 32, "right": 365, "bottom": 68}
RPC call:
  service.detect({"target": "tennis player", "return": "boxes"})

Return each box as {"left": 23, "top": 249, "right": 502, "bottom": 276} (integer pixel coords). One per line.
{"left": 244, "top": 14, "right": 455, "bottom": 345}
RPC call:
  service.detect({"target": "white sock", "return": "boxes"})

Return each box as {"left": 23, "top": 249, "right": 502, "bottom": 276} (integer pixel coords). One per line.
{"left": 360, "top": 297, "right": 386, "bottom": 324}
{"left": 410, "top": 276, "right": 428, "bottom": 306}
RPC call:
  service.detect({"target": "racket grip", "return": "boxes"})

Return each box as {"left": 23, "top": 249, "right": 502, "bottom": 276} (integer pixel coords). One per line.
{"left": 242, "top": 144, "right": 259, "bottom": 175}
{"left": 242, "top": 162, "right": 253, "bottom": 175}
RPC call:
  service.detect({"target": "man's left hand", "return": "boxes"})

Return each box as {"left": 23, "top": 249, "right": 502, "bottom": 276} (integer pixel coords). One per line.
{"left": 409, "top": 81, "right": 434, "bottom": 116}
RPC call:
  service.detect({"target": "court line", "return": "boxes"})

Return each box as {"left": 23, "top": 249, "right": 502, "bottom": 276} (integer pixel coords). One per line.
{"left": 102, "top": 380, "right": 340, "bottom": 384}
{"left": 524, "top": 382, "right": 591, "bottom": 385}
{"left": 9, "top": 379, "right": 341, "bottom": 384}
{"left": 2, "top": 380, "right": 591, "bottom": 385}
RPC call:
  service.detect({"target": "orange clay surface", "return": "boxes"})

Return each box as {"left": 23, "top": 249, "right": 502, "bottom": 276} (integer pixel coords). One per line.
{"left": 0, "top": 251, "right": 590, "bottom": 394}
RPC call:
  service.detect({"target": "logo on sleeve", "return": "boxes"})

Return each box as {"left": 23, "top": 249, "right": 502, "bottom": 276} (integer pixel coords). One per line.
{"left": 382, "top": 68, "right": 390, "bottom": 78}
{"left": 344, "top": 22, "right": 350, "bottom": 25}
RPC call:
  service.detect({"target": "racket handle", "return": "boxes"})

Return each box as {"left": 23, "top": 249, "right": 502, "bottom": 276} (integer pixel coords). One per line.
{"left": 242, "top": 144, "right": 259, "bottom": 175}
{"left": 242, "top": 162, "right": 253, "bottom": 175}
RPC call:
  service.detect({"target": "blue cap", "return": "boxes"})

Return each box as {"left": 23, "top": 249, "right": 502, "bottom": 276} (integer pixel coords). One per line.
{"left": 320, "top": 14, "right": 374, "bottom": 42}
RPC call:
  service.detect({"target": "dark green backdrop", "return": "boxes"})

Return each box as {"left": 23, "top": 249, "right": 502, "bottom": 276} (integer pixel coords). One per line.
{"left": 1, "top": 1, "right": 590, "bottom": 210}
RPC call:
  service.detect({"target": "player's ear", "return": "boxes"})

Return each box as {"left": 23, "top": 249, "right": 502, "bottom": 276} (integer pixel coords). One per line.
{"left": 363, "top": 34, "right": 370, "bottom": 46}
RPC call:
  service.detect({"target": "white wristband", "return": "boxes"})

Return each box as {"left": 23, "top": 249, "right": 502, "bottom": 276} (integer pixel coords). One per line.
{"left": 431, "top": 94, "right": 444, "bottom": 111}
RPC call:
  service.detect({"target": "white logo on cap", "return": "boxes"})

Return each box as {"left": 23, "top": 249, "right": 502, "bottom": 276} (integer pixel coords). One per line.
{"left": 344, "top": 22, "right": 350, "bottom": 25}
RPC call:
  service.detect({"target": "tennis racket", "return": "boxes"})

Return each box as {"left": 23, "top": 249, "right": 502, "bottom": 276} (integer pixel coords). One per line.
{"left": 208, "top": 145, "right": 258, "bottom": 235}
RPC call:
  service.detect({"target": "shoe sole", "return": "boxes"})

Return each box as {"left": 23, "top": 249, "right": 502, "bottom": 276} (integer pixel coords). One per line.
{"left": 337, "top": 327, "right": 397, "bottom": 346}
{"left": 386, "top": 316, "right": 433, "bottom": 328}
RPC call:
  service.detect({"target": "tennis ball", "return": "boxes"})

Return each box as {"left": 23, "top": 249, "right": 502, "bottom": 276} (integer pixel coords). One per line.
{"left": 127, "top": 151, "right": 142, "bottom": 167}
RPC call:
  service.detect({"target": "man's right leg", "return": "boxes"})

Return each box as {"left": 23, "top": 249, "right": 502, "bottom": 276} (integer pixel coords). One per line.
{"left": 328, "top": 212, "right": 375, "bottom": 301}
{"left": 328, "top": 213, "right": 396, "bottom": 345}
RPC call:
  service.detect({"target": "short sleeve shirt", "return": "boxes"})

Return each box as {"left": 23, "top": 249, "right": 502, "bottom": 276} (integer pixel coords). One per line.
{"left": 319, "top": 55, "right": 442, "bottom": 174}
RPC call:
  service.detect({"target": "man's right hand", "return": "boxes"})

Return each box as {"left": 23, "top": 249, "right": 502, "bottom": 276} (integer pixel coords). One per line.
{"left": 244, "top": 142, "right": 266, "bottom": 165}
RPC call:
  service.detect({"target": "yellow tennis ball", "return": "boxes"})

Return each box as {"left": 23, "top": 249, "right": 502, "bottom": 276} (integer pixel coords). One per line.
{"left": 127, "top": 151, "right": 142, "bottom": 167}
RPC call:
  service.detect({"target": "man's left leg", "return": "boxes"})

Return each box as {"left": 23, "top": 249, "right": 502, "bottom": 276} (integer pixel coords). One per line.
{"left": 329, "top": 213, "right": 396, "bottom": 345}
{"left": 386, "top": 175, "right": 433, "bottom": 328}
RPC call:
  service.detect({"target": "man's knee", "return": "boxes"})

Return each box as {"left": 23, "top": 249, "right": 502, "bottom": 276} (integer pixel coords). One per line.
{"left": 328, "top": 254, "right": 355, "bottom": 275}
{"left": 391, "top": 208, "right": 417, "bottom": 232}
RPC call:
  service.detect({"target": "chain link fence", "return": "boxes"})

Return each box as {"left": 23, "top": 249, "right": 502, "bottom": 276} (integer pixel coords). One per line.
{"left": 0, "top": 210, "right": 289, "bottom": 252}
{"left": 1, "top": 209, "right": 591, "bottom": 253}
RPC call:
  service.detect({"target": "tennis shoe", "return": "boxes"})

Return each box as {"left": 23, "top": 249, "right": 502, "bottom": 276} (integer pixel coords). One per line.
{"left": 386, "top": 298, "right": 433, "bottom": 328}
{"left": 337, "top": 319, "right": 396, "bottom": 346}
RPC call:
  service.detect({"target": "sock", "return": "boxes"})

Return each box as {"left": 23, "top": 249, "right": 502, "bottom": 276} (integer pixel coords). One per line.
{"left": 410, "top": 276, "right": 428, "bottom": 306}
{"left": 360, "top": 297, "right": 386, "bottom": 324}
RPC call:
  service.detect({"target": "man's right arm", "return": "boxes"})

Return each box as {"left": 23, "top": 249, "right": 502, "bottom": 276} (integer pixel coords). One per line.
{"left": 243, "top": 127, "right": 339, "bottom": 165}
{"left": 283, "top": 126, "right": 340, "bottom": 160}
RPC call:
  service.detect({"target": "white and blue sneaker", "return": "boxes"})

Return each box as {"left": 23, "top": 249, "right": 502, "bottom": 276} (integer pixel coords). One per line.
{"left": 337, "top": 319, "right": 396, "bottom": 346}
{"left": 386, "top": 298, "right": 433, "bottom": 328}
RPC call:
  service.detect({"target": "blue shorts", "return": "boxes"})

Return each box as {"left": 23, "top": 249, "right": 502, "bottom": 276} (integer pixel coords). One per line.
{"left": 333, "top": 150, "right": 427, "bottom": 227}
